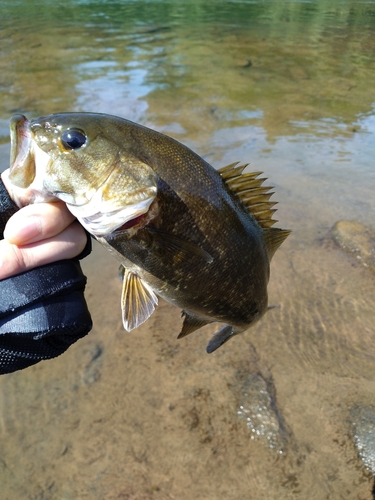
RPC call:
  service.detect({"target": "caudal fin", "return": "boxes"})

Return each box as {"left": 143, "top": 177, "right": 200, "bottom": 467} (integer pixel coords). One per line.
{"left": 206, "top": 324, "right": 244, "bottom": 353}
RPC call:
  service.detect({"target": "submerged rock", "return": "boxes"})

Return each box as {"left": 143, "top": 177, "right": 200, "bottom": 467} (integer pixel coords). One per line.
{"left": 237, "top": 372, "right": 288, "bottom": 453}
{"left": 332, "top": 220, "right": 375, "bottom": 272}
{"left": 350, "top": 406, "right": 375, "bottom": 474}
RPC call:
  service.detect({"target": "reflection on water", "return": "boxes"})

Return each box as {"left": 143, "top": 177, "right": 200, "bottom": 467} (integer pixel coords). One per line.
{"left": 1, "top": 1, "right": 375, "bottom": 498}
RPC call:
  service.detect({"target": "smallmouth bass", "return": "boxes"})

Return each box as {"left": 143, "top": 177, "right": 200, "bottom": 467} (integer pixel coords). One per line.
{"left": 8, "top": 113, "right": 290, "bottom": 353}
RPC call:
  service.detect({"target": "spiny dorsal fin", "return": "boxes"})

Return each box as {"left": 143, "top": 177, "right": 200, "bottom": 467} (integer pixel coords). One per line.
{"left": 218, "top": 162, "right": 278, "bottom": 228}
{"left": 218, "top": 162, "right": 250, "bottom": 179}
{"left": 262, "top": 227, "right": 291, "bottom": 260}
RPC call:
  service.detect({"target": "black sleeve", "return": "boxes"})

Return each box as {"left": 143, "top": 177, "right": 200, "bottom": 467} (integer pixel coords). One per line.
{"left": 0, "top": 178, "right": 93, "bottom": 374}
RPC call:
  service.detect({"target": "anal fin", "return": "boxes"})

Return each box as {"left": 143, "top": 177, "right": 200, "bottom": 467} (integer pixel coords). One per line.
{"left": 121, "top": 267, "right": 158, "bottom": 331}
{"left": 177, "top": 311, "right": 209, "bottom": 339}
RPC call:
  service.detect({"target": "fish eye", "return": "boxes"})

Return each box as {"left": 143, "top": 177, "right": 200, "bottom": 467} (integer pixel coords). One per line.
{"left": 61, "top": 128, "right": 87, "bottom": 150}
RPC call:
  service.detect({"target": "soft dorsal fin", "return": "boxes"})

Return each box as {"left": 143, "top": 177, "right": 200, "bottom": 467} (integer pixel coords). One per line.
{"left": 218, "top": 162, "right": 278, "bottom": 228}
{"left": 262, "top": 227, "right": 291, "bottom": 260}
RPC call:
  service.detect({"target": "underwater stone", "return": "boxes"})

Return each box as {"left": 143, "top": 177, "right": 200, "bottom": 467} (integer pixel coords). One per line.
{"left": 237, "top": 373, "right": 287, "bottom": 453}
{"left": 350, "top": 406, "right": 375, "bottom": 474}
{"left": 332, "top": 220, "right": 375, "bottom": 272}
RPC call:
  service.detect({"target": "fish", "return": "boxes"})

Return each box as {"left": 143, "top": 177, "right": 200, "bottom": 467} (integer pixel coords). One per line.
{"left": 8, "top": 112, "right": 290, "bottom": 353}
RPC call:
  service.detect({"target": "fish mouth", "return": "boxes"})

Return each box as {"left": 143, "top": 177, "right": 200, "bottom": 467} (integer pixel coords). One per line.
{"left": 8, "top": 114, "right": 57, "bottom": 207}
{"left": 9, "top": 114, "right": 35, "bottom": 188}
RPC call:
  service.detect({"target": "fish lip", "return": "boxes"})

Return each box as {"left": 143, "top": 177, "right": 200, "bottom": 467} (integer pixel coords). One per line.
{"left": 9, "top": 114, "right": 36, "bottom": 188}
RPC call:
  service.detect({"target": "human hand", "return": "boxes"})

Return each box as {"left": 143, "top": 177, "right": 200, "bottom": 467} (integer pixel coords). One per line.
{"left": 0, "top": 169, "right": 88, "bottom": 280}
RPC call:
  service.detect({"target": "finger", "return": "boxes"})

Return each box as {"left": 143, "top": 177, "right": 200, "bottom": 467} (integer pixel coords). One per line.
{"left": 0, "top": 221, "right": 87, "bottom": 280}
{"left": 3, "top": 201, "right": 76, "bottom": 245}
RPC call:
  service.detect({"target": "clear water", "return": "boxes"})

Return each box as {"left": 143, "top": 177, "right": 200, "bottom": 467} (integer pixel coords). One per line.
{"left": 0, "top": 1, "right": 375, "bottom": 498}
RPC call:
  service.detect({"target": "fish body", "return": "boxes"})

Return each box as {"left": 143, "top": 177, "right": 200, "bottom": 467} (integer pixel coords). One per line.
{"left": 8, "top": 113, "right": 290, "bottom": 352}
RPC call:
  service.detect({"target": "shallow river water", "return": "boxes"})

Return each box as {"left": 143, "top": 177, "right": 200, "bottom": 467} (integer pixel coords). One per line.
{"left": 1, "top": 1, "right": 375, "bottom": 498}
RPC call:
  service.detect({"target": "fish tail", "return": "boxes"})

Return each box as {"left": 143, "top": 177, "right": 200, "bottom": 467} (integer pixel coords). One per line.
{"left": 206, "top": 324, "right": 244, "bottom": 353}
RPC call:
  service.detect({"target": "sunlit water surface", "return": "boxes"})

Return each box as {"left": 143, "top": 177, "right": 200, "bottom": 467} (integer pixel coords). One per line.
{"left": 1, "top": 1, "right": 375, "bottom": 498}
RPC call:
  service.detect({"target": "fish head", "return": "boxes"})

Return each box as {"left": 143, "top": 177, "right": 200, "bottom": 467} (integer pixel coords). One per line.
{"left": 9, "top": 113, "right": 157, "bottom": 235}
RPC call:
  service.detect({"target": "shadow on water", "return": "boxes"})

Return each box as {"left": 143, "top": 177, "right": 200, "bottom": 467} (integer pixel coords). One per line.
{"left": 1, "top": 1, "right": 375, "bottom": 498}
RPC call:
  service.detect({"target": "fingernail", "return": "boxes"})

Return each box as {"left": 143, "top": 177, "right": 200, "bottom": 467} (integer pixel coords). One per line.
{"left": 4, "top": 215, "right": 41, "bottom": 244}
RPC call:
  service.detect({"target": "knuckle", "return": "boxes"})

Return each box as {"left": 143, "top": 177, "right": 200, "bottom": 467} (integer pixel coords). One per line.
{"left": 8, "top": 244, "right": 29, "bottom": 275}
{"left": 16, "top": 248, "right": 29, "bottom": 271}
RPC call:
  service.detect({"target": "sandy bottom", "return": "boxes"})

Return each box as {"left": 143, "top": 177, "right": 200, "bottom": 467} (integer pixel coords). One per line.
{"left": 0, "top": 164, "right": 375, "bottom": 499}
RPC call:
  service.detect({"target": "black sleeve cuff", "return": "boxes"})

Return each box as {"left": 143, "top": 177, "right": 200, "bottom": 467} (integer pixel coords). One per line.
{"left": 0, "top": 260, "right": 93, "bottom": 374}
{"left": 0, "top": 176, "right": 19, "bottom": 234}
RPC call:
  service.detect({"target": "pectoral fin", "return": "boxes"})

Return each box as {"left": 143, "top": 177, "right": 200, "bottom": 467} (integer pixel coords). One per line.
{"left": 121, "top": 267, "right": 158, "bottom": 331}
{"left": 206, "top": 325, "right": 244, "bottom": 353}
{"left": 145, "top": 227, "right": 213, "bottom": 264}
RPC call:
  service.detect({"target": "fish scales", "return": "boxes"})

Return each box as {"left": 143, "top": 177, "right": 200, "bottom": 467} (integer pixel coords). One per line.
{"left": 8, "top": 112, "right": 290, "bottom": 352}
{"left": 105, "top": 176, "right": 266, "bottom": 325}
